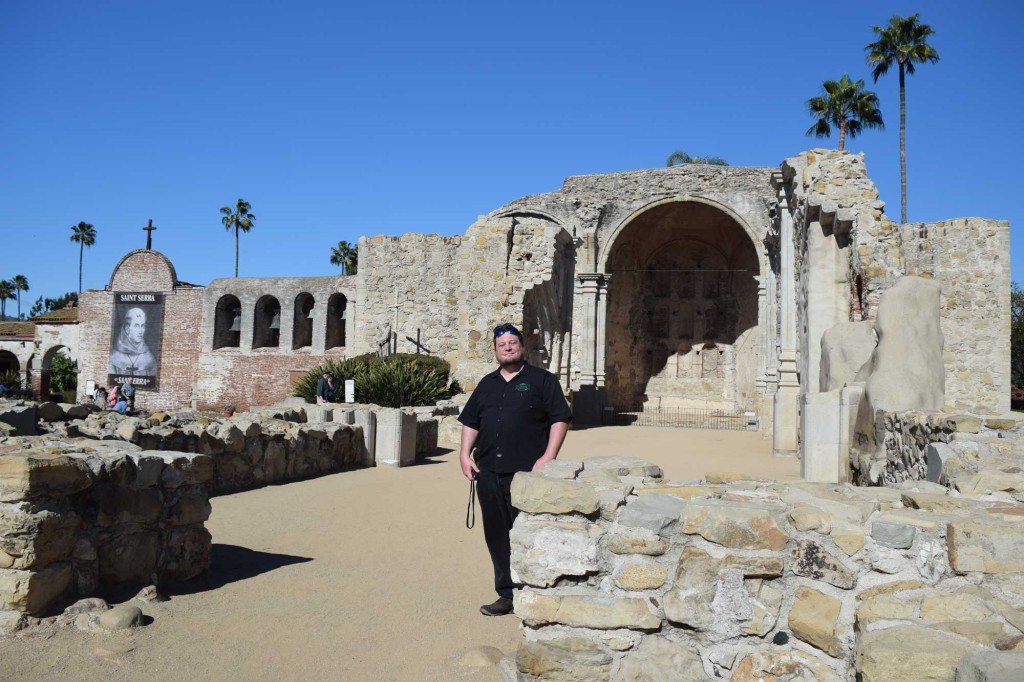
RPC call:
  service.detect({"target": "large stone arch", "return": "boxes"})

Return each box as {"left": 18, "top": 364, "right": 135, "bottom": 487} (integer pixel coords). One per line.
{"left": 601, "top": 198, "right": 763, "bottom": 411}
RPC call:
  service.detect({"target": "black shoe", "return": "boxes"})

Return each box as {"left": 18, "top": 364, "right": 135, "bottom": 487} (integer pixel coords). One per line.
{"left": 479, "top": 597, "right": 514, "bottom": 616}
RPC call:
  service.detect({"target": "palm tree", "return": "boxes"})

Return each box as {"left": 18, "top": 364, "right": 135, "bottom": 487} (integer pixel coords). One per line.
{"left": 806, "top": 74, "right": 885, "bottom": 151}
{"left": 220, "top": 199, "right": 256, "bottom": 277}
{"left": 69, "top": 222, "right": 97, "bottom": 294}
{"left": 12, "top": 275, "right": 28, "bottom": 319}
{"left": 330, "top": 240, "right": 358, "bottom": 275}
{"left": 866, "top": 13, "right": 940, "bottom": 224}
{"left": 666, "top": 151, "right": 728, "bottom": 167}
{"left": 0, "top": 280, "right": 15, "bottom": 321}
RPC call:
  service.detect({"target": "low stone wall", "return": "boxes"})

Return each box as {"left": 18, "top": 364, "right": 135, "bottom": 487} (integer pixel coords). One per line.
{"left": 853, "top": 410, "right": 1024, "bottom": 496}
{"left": 503, "top": 457, "right": 1024, "bottom": 681}
{"left": 0, "top": 442, "right": 212, "bottom": 618}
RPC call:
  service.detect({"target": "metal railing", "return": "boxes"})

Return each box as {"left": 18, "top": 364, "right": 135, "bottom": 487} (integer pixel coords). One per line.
{"left": 602, "top": 405, "right": 757, "bottom": 431}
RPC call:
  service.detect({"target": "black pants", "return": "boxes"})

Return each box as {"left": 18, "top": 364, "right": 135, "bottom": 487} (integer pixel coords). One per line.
{"left": 476, "top": 469, "right": 521, "bottom": 599}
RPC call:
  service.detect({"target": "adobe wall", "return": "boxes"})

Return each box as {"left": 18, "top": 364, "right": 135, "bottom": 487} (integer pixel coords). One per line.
{"left": 77, "top": 250, "right": 204, "bottom": 412}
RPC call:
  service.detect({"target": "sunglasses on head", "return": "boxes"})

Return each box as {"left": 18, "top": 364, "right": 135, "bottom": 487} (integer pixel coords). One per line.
{"left": 493, "top": 324, "right": 521, "bottom": 338}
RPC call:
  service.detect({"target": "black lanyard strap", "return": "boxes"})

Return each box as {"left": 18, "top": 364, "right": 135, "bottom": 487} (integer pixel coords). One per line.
{"left": 466, "top": 477, "right": 476, "bottom": 529}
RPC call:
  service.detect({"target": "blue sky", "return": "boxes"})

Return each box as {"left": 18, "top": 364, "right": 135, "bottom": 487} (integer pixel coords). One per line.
{"left": 2, "top": 0, "right": 1021, "bottom": 314}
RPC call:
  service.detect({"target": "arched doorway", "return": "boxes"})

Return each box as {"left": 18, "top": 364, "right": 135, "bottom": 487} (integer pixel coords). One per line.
{"left": 40, "top": 345, "right": 76, "bottom": 401}
{"left": 603, "top": 200, "right": 761, "bottom": 412}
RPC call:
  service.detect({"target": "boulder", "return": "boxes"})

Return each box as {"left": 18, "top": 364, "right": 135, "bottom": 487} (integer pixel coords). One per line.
{"left": 680, "top": 499, "right": 789, "bottom": 550}
{"left": 820, "top": 320, "right": 876, "bottom": 391}
{"left": 789, "top": 586, "right": 843, "bottom": 657}
{"left": 0, "top": 404, "right": 36, "bottom": 436}
{"left": 854, "top": 276, "right": 945, "bottom": 454}
{"left": 510, "top": 518, "right": 602, "bottom": 587}
{"left": 37, "top": 402, "right": 65, "bottom": 421}
{"left": 614, "top": 636, "right": 707, "bottom": 681}
{"left": 0, "top": 453, "right": 93, "bottom": 502}
{"left": 617, "top": 493, "right": 686, "bottom": 537}
{"left": 856, "top": 624, "right": 975, "bottom": 681}
{"left": 97, "top": 604, "right": 144, "bottom": 631}
{"left": 948, "top": 518, "right": 1024, "bottom": 573}
{"left": 516, "top": 637, "right": 612, "bottom": 681}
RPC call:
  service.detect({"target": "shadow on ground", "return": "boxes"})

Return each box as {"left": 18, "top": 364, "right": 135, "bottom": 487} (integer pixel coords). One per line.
{"left": 166, "top": 544, "right": 314, "bottom": 596}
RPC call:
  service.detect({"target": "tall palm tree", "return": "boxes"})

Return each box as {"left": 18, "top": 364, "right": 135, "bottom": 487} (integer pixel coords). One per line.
{"left": 220, "top": 199, "right": 256, "bottom": 277}
{"left": 666, "top": 151, "right": 728, "bottom": 167}
{"left": 12, "top": 275, "right": 28, "bottom": 319}
{"left": 0, "top": 280, "right": 15, "bottom": 321}
{"left": 866, "top": 13, "right": 940, "bottom": 224}
{"left": 330, "top": 240, "right": 358, "bottom": 275}
{"left": 69, "top": 222, "right": 96, "bottom": 294}
{"left": 806, "top": 74, "right": 885, "bottom": 151}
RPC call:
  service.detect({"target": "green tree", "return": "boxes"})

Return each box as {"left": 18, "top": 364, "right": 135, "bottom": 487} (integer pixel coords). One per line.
{"left": 30, "top": 291, "right": 78, "bottom": 318}
{"left": 866, "top": 13, "right": 940, "bottom": 224}
{"left": 806, "top": 74, "right": 885, "bottom": 151}
{"left": 330, "top": 240, "right": 358, "bottom": 275}
{"left": 49, "top": 352, "right": 78, "bottom": 393}
{"left": 12, "top": 275, "right": 28, "bottom": 319}
{"left": 0, "top": 280, "right": 14, "bottom": 320}
{"left": 69, "top": 221, "right": 96, "bottom": 294}
{"left": 1012, "top": 283, "right": 1024, "bottom": 389}
{"left": 666, "top": 151, "right": 728, "bottom": 167}
{"left": 220, "top": 198, "right": 256, "bottom": 277}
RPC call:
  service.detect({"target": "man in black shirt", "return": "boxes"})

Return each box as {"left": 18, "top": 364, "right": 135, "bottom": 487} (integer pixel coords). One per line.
{"left": 458, "top": 323, "right": 571, "bottom": 616}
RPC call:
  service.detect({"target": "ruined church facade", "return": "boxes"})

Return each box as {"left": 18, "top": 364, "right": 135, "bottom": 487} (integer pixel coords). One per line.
{"left": 76, "top": 149, "right": 1009, "bottom": 458}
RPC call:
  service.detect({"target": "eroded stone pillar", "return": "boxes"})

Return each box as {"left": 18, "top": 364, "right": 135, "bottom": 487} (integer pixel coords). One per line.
{"left": 574, "top": 273, "right": 610, "bottom": 424}
{"left": 773, "top": 181, "right": 800, "bottom": 457}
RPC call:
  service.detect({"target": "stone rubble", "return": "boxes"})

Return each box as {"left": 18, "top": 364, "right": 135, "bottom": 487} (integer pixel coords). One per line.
{"left": 503, "top": 457, "right": 1024, "bottom": 681}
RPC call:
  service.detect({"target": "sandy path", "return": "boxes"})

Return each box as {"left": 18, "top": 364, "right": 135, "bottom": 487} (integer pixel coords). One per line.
{"left": 0, "top": 427, "right": 796, "bottom": 681}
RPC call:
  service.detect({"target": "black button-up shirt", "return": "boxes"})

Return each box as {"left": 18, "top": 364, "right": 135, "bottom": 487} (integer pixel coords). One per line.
{"left": 458, "top": 363, "right": 572, "bottom": 474}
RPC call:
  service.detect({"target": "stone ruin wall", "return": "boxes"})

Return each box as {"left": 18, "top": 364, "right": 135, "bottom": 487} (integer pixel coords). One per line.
{"left": 77, "top": 250, "right": 204, "bottom": 413}
{"left": 355, "top": 217, "right": 570, "bottom": 391}
{"left": 782, "top": 150, "right": 1010, "bottom": 416}
{"left": 502, "top": 458, "right": 1024, "bottom": 681}
{"left": 0, "top": 406, "right": 365, "bottom": 619}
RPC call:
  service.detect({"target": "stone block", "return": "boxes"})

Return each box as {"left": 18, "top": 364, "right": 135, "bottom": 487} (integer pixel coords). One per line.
{"left": 543, "top": 594, "right": 661, "bottom": 630}
{"left": 956, "top": 651, "right": 1024, "bottom": 682}
{"left": 871, "top": 520, "right": 916, "bottom": 549}
{"left": 634, "top": 484, "right": 716, "bottom": 500}
{"left": 0, "top": 501, "right": 79, "bottom": 569}
{"left": 856, "top": 594, "right": 916, "bottom": 625}
{"left": 742, "top": 581, "right": 783, "bottom": 637}
{"left": 613, "top": 558, "right": 667, "bottom": 590}
{"left": 605, "top": 529, "right": 668, "bottom": 556}
{"left": 510, "top": 473, "right": 600, "bottom": 515}
{"left": 920, "top": 591, "right": 994, "bottom": 622}
{"left": 732, "top": 650, "right": 841, "bottom": 682}
{"left": 92, "top": 484, "right": 163, "bottom": 527}
{"left": 536, "top": 459, "right": 583, "bottom": 480}
{"left": 947, "top": 415, "right": 983, "bottom": 433}
{"left": 375, "top": 408, "right": 415, "bottom": 467}
{"left": 801, "top": 390, "right": 843, "bottom": 483}
{"left": 948, "top": 518, "right": 1024, "bottom": 573}
{"left": 516, "top": 637, "right": 612, "bottom": 681}
{"left": 616, "top": 493, "right": 685, "bottom": 537}
{"left": 614, "top": 636, "right": 705, "bottom": 681}
{"left": 983, "top": 418, "right": 1019, "bottom": 431}
{"left": 789, "top": 586, "right": 843, "bottom": 657}
{"left": 583, "top": 456, "right": 662, "bottom": 478}
{"left": 792, "top": 540, "right": 857, "bottom": 589}
{"left": 0, "top": 562, "right": 72, "bottom": 615}
{"left": 957, "top": 470, "right": 1024, "bottom": 496}
{"left": 680, "top": 499, "right": 789, "bottom": 550}
{"left": 149, "top": 451, "right": 214, "bottom": 489}
{"left": 98, "top": 531, "right": 158, "bottom": 583}
{"left": 351, "top": 409, "right": 376, "bottom": 467}
{"left": 165, "top": 491, "right": 212, "bottom": 526}
{"left": 789, "top": 505, "right": 832, "bottom": 533}
{"left": 820, "top": 320, "right": 876, "bottom": 392}
{"left": 414, "top": 417, "right": 438, "bottom": 456}
{"left": 510, "top": 518, "right": 601, "bottom": 587}
{"left": 0, "top": 453, "right": 94, "bottom": 502}
{"left": 856, "top": 625, "right": 974, "bottom": 682}
{"left": 831, "top": 525, "right": 866, "bottom": 555}
{"left": 901, "top": 491, "right": 974, "bottom": 514}
{"left": 160, "top": 526, "right": 211, "bottom": 582}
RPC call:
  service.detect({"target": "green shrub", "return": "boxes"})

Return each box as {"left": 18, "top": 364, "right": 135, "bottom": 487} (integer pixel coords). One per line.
{"left": 293, "top": 353, "right": 450, "bottom": 408}
{"left": 0, "top": 369, "right": 22, "bottom": 390}
{"left": 49, "top": 353, "right": 78, "bottom": 392}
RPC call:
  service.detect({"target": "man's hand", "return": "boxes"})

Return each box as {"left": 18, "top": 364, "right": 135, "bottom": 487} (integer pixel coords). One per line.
{"left": 531, "top": 420, "right": 569, "bottom": 473}
{"left": 459, "top": 425, "right": 480, "bottom": 481}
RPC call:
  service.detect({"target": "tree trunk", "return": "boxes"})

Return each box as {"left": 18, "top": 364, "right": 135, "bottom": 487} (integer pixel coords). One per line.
{"left": 79, "top": 242, "right": 84, "bottom": 294}
{"left": 235, "top": 225, "right": 239, "bottom": 277}
{"left": 16, "top": 292, "right": 20, "bottom": 319}
{"left": 839, "top": 122, "right": 846, "bottom": 151}
{"left": 899, "top": 61, "right": 907, "bottom": 224}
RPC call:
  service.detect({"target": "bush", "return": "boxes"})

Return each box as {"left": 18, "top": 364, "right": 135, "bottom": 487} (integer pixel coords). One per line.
{"left": 49, "top": 353, "right": 78, "bottom": 392}
{"left": 294, "top": 353, "right": 450, "bottom": 408}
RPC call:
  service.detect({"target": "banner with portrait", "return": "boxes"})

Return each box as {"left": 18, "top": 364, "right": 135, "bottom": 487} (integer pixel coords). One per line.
{"left": 107, "top": 292, "right": 164, "bottom": 390}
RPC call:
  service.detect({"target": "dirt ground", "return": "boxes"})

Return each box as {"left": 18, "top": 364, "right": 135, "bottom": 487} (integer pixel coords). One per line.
{"left": 0, "top": 426, "right": 797, "bottom": 682}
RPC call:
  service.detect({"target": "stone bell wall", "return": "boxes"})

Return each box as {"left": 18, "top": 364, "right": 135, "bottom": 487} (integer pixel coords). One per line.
{"left": 503, "top": 457, "right": 1024, "bottom": 681}
{"left": 0, "top": 444, "right": 212, "bottom": 617}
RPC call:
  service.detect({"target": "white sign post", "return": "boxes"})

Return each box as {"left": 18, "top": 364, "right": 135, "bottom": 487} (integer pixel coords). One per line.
{"left": 345, "top": 379, "right": 355, "bottom": 403}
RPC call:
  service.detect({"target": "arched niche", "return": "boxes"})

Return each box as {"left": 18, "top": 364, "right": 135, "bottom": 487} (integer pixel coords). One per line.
{"left": 253, "top": 295, "right": 281, "bottom": 349}
{"left": 293, "top": 293, "right": 315, "bottom": 350}
{"left": 604, "top": 200, "right": 760, "bottom": 411}
{"left": 326, "top": 294, "right": 347, "bottom": 350}
{"left": 214, "top": 295, "right": 242, "bottom": 349}
{"left": 0, "top": 350, "right": 19, "bottom": 375}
